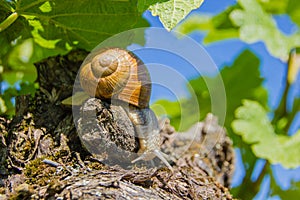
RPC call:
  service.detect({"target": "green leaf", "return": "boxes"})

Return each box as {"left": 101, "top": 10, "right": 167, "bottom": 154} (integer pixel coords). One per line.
{"left": 257, "top": 0, "right": 288, "bottom": 14}
{"left": 149, "top": 0, "right": 204, "bottom": 31}
{"left": 177, "top": 0, "right": 300, "bottom": 60}
{"left": 152, "top": 97, "right": 200, "bottom": 131}
{"left": 287, "top": 0, "right": 300, "bottom": 27}
{"left": 204, "top": 29, "right": 239, "bottom": 44}
{"left": 18, "top": 82, "right": 37, "bottom": 96}
{"left": 137, "top": 0, "right": 169, "bottom": 12}
{"left": 230, "top": 0, "right": 300, "bottom": 60}
{"left": 0, "top": 4, "right": 33, "bottom": 62}
{"left": 176, "top": 5, "right": 240, "bottom": 43}
{"left": 61, "top": 91, "right": 89, "bottom": 106}
{"left": 0, "top": 0, "right": 155, "bottom": 94}
{"left": 176, "top": 13, "right": 239, "bottom": 43}
{"left": 232, "top": 100, "right": 300, "bottom": 168}
{"left": 14, "top": 0, "right": 149, "bottom": 50}
{"left": 198, "top": 50, "right": 267, "bottom": 133}
{"left": 0, "top": 97, "right": 7, "bottom": 114}
{"left": 0, "top": 87, "right": 18, "bottom": 117}
{"left": 5, "top": 39, "right": 35, "bottom": 83}
{"left": 152, "top": 50, "right": 268, "bottom": 134}
{"left": 191, "top": 50, "right": 268, "bottom": 141}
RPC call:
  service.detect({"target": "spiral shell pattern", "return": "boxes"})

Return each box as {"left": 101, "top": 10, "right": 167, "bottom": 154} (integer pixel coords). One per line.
{"left": 79, "top": 48, "right": 151, "bottom": 108}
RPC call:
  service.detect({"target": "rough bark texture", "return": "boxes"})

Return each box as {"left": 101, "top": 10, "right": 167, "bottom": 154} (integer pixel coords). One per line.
{"left": 0, "top": 50, "right": 235, "bottom": 199}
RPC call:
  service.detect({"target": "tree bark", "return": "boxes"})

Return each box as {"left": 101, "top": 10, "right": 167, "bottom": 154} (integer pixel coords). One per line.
{"left": 0, "top": 50, "right": 234, "bottom": 199}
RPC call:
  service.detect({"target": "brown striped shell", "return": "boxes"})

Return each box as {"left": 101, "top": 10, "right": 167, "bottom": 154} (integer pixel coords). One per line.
{"left": 79, "top": 48, "right": 151, "bottom": 108}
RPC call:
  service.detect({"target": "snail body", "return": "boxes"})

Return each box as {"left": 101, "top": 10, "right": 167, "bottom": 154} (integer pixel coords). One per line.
{"left": 79, "top": 48, "right": 172, "bottom": 170}
{"left": 126, "top": 106, "right": 172, "bottom": 170}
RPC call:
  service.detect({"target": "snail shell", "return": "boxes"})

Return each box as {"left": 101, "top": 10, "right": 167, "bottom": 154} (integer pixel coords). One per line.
{"left": 79, "top": 48, "right": 172, "bottom": 171}
{"left": 79, "top": 48, "right": 151, "bottom": 108}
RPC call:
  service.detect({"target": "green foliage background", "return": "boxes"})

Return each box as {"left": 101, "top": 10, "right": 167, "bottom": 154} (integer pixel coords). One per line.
{"left": 1, "top": 0, "right": 300, "bottom": 199}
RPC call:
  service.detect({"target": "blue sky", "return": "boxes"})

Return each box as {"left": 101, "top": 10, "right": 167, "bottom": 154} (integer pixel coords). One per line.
{"left": 141, "top": 0, "right": 300, "bottom": 199}
{"left": 128, "top": 29, "right": 222, "bottom": 102}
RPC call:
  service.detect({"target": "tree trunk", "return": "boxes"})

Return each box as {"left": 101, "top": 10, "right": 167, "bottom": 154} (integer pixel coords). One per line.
{"left": 0, "top": 50, "right": 235, "bottom": 199}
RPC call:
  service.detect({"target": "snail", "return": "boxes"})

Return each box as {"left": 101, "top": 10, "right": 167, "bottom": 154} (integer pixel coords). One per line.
{"left": 79, "top": 48, "right": 172, "bottom": 171}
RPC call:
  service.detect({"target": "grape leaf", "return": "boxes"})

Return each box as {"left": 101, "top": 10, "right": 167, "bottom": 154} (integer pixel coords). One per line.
{"left": 189, "top": 50, "right": 268, "bottom": 139}
{"left": 176, "top": 5, "right": 239, "bottom": 43}
{"left": 13, "top": 0, "right": 149, "bottom": 51}
{"left": 232, "top": 100, "right": 300, "bottom": 168}
{"left": 137, "top": 0, "right": 168, "bottom": 12}
{"left": 149, "top": 0, "right": 204, "bottom": 31}
{"left": 0, "top": 3, "right": 32, "bottom": 61}
{"left": 1, "top": 0, "right": 150, "bottom": 77}
{"left": 257, "top": 0, "right": 288, "bottom": 14}
{"left": 260, "top": 0, "right": 300, "bottom": 28}
{"left": 153, "top": 50, "right": 268, "bottom": 134}
{"left": 230, "top": 0, "right": 300, "bottom": 60}
{"left": 0, "top": 0, "right": 154, "bottom": 90}
{"left": 287, "top": 0, "right": 300, "bottom": 27}
{"left": 177, "top": 0, "right": 300, "bottom": 60}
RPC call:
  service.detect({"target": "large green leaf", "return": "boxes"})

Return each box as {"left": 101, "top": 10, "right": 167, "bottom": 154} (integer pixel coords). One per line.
{"left": 232, "top": 100, "right": 300, "bottom": 168}
{"left": 0, "top": 0, "right": 150, "bottom": 74}
{"left": 190, "top": 50, "right": 268, "bottom": 140}
{"left": 177, "top": 0, "right": 300, "bottom": 60}
{"left": 230, "top": 0, "right": 300, "bottom": 60}
{"left": 153, "top": 50, "right": 268, "bottom": 134}
{"left": 149, "top": 0, "right": 204, "bottom": 31}
{"left": 0, "top": 0, "right": 148, "bottom": 86}
{"left": 13, "top": 0, "right": 149, "bottom": 50}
